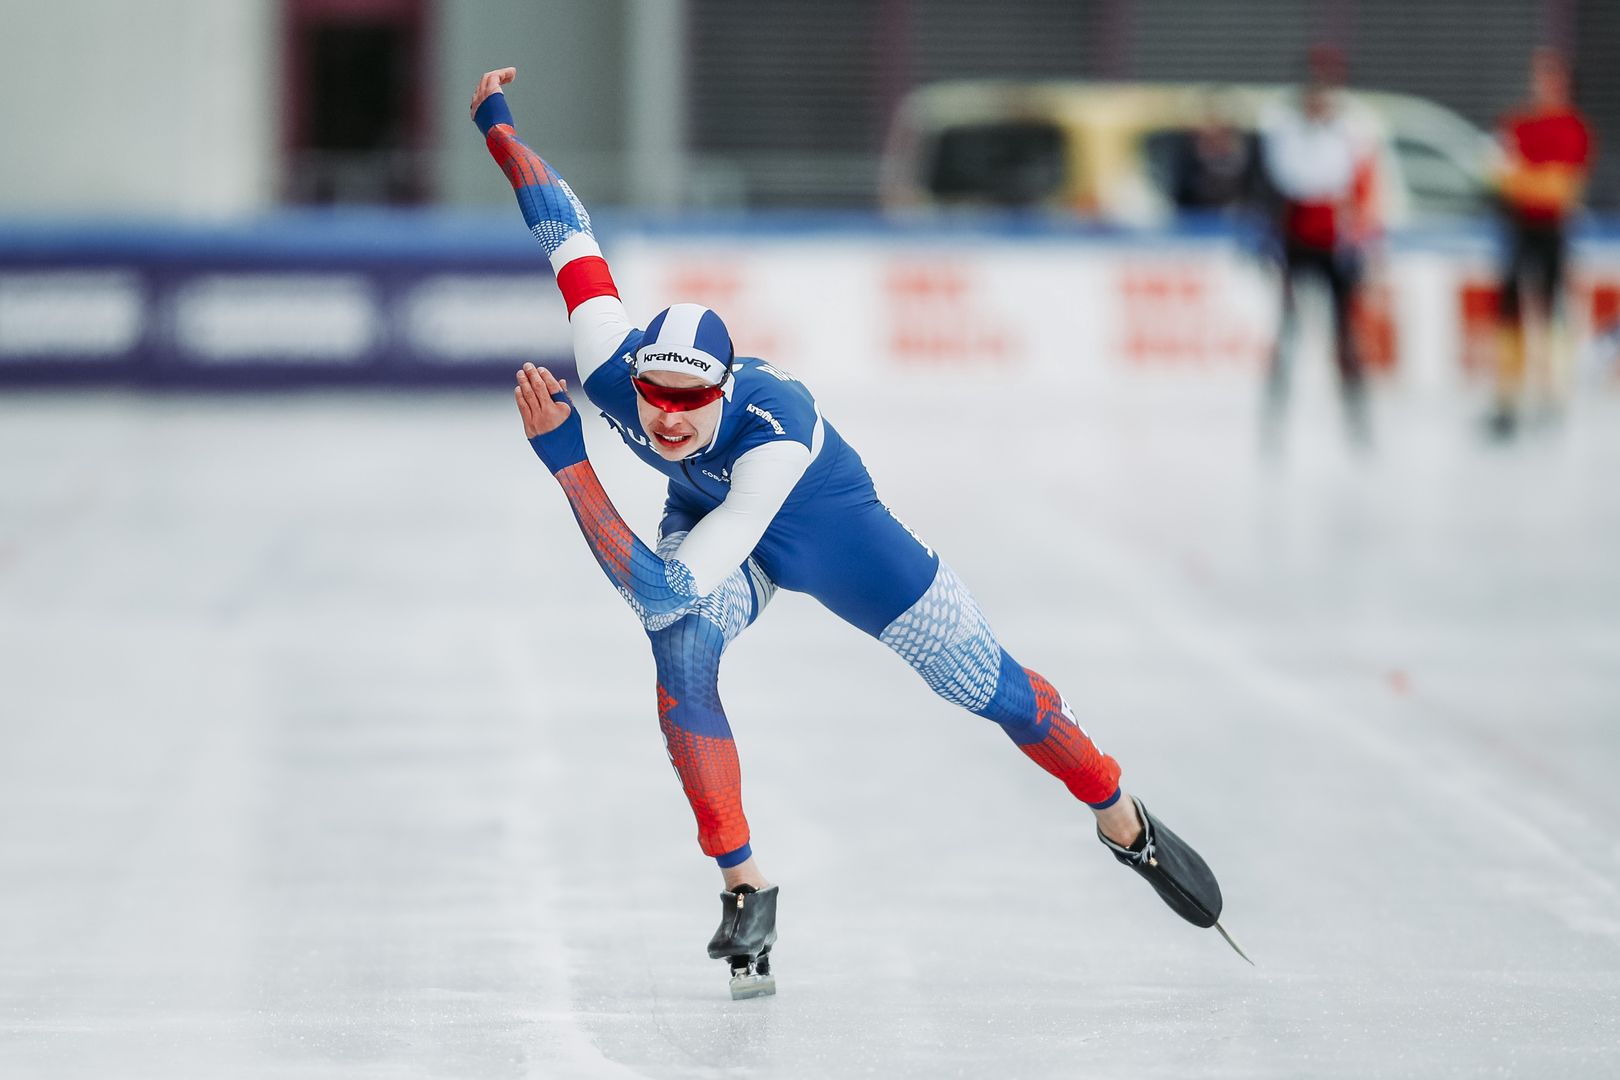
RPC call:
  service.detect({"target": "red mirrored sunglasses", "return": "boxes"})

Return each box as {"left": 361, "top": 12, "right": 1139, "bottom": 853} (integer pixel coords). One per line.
{"left": 631, "top": 374, "right": 729, "bottom": 413}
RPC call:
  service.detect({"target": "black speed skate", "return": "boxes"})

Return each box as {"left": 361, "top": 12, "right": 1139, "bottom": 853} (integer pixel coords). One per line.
{"left": 707, "top": 884, "right": 778, "bottom": 999}
{"left": 1099, "top": 796, "right": 1252, "bottom": 964}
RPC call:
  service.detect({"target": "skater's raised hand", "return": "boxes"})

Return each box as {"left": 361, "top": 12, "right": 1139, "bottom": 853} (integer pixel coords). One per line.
{"left": 515, "top": 363, "right": 572, "bottom": 439}
{"left": 471, "top": 67, "right": 516, "bottom": 120}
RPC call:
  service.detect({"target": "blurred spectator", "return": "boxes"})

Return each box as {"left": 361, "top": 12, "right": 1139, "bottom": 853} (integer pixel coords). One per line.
{"left": 1488, "top": 47, "right": 1593, "bottom": 439}
{"left": 1170, "top": 97, "right": 1257, "bottom": 214}
{"left": 1257, "top": 46, "right": 1381, "bottom": 450}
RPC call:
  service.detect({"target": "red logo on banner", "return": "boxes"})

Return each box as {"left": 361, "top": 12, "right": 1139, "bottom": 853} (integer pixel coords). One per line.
{"left": 1589, "top": 281, "right": 1620, "bottom": 337}
{"left": 662, "top": 263, "right": 780, "bottom": 360}
{"left": 1456, "top": 278, "right": 1500, "bottom": 376}
{"left": 1459, "top": 274, "right": 1620, "bottom": 380}
{"left": 1118, "top": 264, "right": 1265, "bottom": 367}
{"left": 884, "top": 262, "right": 1018, "bottom": 368}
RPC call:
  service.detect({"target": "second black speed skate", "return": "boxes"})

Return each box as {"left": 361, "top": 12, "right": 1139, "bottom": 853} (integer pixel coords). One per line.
{"left": 1099, "top": 796, "right": 1251, "bottom": 963}
{"left": 708, "top": 884, "right": 778, "bottom": 999}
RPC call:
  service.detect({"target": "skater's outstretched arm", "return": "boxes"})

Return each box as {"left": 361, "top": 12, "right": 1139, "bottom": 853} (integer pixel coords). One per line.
{"left": 472, "top": 69, "right": 632, "bottom": 387}
{"left": 515, "top": 363, "right": 704, "bottom": 626}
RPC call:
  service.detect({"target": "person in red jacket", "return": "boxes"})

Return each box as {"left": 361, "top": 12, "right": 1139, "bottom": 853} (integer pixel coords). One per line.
{"left": 1490, "top": 47, "right": 1594, "bottom": 438}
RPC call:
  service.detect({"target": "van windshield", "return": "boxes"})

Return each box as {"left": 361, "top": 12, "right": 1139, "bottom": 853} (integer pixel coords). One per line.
{"left": 1391, "top": 137, "right": 1488, "bottom": 218}
{"left": 925, "top": 121, "right": 1067, "bottom": 206}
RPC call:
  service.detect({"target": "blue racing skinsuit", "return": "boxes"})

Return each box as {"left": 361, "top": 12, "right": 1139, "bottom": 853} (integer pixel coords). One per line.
{"left": 477, "top": 90, "right": 1122, "bottom": 868}
{"left": 585, "top": 349, "right": 938, "bottom": 637}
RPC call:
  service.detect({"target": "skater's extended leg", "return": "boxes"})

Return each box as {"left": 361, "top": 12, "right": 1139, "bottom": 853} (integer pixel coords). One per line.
{"left": 797, "top": 506, "right": 1132, "bottom": 837}
{"left": 877, "top": 562, "right": 1127, "bottom": 832}
{"left": 1527, "top": 225, "right": 1569, "bottom": 414}
{"left": 1268, "top": 268, "right": 1298, "bottom": 401}
{"left": 1327, "top": 251, "right": 1370, "bottom": 446}
{"left": 1492, "top": 236, "right": 1531, "bottom": 437}
{"left": 647, "top": 531, "right": 777, "bottom": 889}
{"left": 1262, "top": 257, "right": 1300, "bottom": 446}
{"left": 877, "top": 561, "right": 1228, "bottom": 940}
{"left": 803, "top": 506, "right": 1232, "bottom": 945}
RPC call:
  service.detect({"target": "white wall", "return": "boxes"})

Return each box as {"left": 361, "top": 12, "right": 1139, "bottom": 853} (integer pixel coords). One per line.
{"left": 0, "top": 0, "right": 277, "bottom": 217}
{"left": 608, "top": 234, "right": 1620, "bottom": 394}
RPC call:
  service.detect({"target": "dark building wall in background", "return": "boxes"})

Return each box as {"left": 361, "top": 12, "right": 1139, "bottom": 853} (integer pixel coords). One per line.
{"left": 687, "top": 0, "right": 1613, "bottom": 209}
{"left": 1574, "top": 0, "right": 1620, "bottom": 209}
{"left": 685, "top": 2, "right": 889, "bottom": 205}
{"left": 686, "top": 0, "right": 1108, "bottom": 205}
{"left": 1129, "top": 0, "right": 1543, "bottom": 124}
{"left": 1345, "top": 0, "right": 1540, "bottom": 127}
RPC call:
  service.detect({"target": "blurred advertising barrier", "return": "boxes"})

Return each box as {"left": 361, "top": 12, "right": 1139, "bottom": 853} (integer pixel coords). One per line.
{"left": 0, "top": 215, "right": 575, "bottom": 387}
{"left": 616, "top": 225, "right": 1620, "bottom": 397}
{"left": 3, "top": 213, "right": 1620, "bottom": 390}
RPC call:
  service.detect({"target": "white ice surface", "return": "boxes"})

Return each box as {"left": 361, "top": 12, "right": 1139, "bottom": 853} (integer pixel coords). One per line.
{"left": 2, "top": 367, "right": 1619, "bottom": 1078}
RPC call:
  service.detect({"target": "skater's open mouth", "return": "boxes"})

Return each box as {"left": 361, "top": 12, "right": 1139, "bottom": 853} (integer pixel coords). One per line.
{"left": 654, "top": 431, "right": 693, "bottom": 449}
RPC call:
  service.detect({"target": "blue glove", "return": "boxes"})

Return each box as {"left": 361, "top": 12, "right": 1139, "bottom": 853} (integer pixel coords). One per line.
{"left": 528, "top": 390, "right": 588, "bottom": 474}
{"left": 473, "top": 91, "right": 516, "bottom": 135}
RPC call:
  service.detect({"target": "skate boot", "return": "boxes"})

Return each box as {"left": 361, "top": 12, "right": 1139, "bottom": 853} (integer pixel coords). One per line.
{"left": 707, "top": 884, "right": 778, "bottom": 1000}
{"left": 1099, "top": 796, "right": 1251, "bottom": 963}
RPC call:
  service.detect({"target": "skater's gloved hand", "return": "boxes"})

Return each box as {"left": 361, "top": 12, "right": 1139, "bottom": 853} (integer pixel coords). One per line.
{"left": 470, "top": 67, "right": 516, "bottom": 132}
{"left": 514, "top": 363, "right": 587, "bottom": 474}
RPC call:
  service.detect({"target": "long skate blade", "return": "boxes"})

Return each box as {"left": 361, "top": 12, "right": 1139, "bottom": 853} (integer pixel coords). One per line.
{"left": 1214, "top": 920, "right": 1254, "bottom": 966}
{"left": 729, "top": 973, "right": 776, "bottom": 1000}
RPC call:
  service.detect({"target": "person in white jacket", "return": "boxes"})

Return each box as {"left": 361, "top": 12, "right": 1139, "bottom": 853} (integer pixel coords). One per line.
{"left": 1258, "top": 46, "right": 1382, "bottom": 448}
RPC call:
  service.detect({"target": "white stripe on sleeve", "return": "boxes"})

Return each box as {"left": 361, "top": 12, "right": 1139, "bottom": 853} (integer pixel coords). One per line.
{"left": 548, "top": 232, "right": 603, "bottom": 271}
{"left": 569, "top": 295, "right": 633, "bottom": 388}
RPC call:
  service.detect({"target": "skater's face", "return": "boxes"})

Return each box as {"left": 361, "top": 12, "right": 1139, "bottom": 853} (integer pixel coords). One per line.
{"left": 635, "top": 372, "right": 723, "bottom": 459}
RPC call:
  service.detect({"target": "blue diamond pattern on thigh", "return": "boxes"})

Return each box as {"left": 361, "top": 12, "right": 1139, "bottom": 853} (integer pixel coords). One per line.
{"left": 878, "top": 562, "right": 1001, "bottom": 710}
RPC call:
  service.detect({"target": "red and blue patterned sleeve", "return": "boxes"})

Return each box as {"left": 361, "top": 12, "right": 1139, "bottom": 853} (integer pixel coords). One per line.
{"left": 527, "top": 393, "right": 702, "bottom": 628}
{"left": 479, "top": 92, "right": 699, "bottom": 626}
{"left": 475, "top": 91, "right": 632, "bottom": 383}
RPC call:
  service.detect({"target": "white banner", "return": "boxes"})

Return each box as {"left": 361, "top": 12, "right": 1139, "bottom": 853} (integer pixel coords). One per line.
{"left": 610, "top": 234, "right": 1620, "bottom": 392}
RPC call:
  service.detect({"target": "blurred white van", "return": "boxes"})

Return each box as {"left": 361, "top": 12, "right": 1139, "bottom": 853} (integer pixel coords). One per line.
{"left": 879, "top": 80, "right": 1494, "bottom": 227}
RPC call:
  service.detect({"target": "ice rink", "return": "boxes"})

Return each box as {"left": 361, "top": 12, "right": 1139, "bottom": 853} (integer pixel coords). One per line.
{"left": 3, "top": 365, "right": 1619, "bottom": 1078}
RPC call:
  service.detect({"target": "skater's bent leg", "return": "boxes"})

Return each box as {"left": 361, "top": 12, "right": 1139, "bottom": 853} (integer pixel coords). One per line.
{"left": 650, "top": 614, "right": 749, "bottom": 863}
{"left": 1494, "top": 242, "right": 1530, "bottom": 429}
{"left": 648, "top": 532, "right": 776, "bottom": 889}
{"left": 1328, "top": 258, "right": 1371, "bottom": 445}
{"left": 878, "top": 562, "right": 1132, "bottom": 840}
{"left": 1266, "top": 262, "right": 1299, "bottom": 407}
